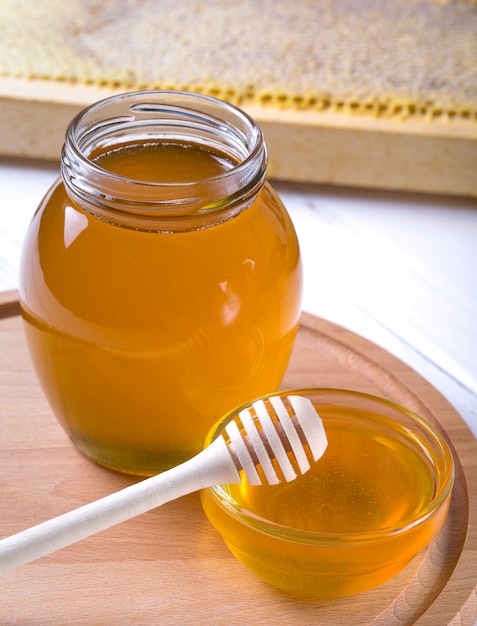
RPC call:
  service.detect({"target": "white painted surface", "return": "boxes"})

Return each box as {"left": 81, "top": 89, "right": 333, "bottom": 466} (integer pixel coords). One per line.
{"left": 1, "top": 156, "right": 476, "bottom": 437}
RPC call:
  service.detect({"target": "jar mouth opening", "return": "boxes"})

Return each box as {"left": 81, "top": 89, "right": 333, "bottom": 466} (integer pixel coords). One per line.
{"left": 61, "top": 90, "right": 267, "bottom": 230}
{"left": 68, "top": 91, "right": 264, "bottom": 187}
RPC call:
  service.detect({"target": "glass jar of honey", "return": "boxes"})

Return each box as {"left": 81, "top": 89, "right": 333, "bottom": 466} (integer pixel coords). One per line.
{"left": 19, "top": 91, "right": 302, "bottom": 475}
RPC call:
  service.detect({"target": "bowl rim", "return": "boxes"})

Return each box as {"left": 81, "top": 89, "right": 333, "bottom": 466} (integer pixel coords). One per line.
{"left": 204, "top": 387, "right": 455, "bottom": 546}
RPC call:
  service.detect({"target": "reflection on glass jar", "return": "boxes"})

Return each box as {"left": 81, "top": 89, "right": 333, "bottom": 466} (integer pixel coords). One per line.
{"left": 19, "top": 91, "right": 302, "bottom": 475}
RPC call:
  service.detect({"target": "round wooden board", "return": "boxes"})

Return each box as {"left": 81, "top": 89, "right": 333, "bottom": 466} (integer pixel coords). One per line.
{"left": 1, "top": 290, "right": 476, "bottom": 625}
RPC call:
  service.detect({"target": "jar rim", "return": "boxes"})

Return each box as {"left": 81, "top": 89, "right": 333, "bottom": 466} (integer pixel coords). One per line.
{"left": 61, "top": 90, "right": 268, "bottom": 230}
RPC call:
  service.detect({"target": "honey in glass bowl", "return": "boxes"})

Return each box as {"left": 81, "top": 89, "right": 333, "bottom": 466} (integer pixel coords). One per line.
{"left": 201, "top": 389, "right": 454, "bottom": 598}
{"left": 19, "top": 91, "right": 302, "bottom": 476}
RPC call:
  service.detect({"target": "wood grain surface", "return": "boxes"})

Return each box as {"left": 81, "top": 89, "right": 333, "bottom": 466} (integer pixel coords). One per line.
{"left": 1, "top": 78, "right": 476, "bottom": 198}
{"left": 1, "top": 290, "right": 476, "bottom": 625}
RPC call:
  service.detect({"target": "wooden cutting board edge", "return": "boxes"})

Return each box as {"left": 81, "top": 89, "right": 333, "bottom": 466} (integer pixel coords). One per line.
{"left": 1, "top": 288, "right": 476, "bottom": 624}
{"left": 297, "top": 310, "right": 477, "bottom": 625}
{"left": 1, "top": 77, "right": 476, "bottom": 197}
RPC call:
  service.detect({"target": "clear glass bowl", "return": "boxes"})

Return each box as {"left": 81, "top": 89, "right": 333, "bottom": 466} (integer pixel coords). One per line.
{"left": 201, "top": 389, "right": 454, "bottom": 598}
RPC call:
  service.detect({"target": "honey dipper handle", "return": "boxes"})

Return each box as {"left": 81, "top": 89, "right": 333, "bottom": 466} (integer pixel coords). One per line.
{"left": 0, "top": 437, "right": 240, "bottom": 574}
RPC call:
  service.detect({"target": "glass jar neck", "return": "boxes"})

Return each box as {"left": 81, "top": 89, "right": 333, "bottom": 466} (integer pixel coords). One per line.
{"left": 61, "top": 90, "right": 267, "bottom": 232}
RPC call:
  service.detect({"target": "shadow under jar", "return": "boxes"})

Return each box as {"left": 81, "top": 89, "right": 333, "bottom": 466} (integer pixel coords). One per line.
{"left": 19, "top": 91, "right": 302, "bottom": 476}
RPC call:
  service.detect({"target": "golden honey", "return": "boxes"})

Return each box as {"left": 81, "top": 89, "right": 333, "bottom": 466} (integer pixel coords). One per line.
{"left": 19, "top": 92, "right": 302, "bottom": 475}
{"left": 201, "top": 390, "right": 454, "bottom": 598}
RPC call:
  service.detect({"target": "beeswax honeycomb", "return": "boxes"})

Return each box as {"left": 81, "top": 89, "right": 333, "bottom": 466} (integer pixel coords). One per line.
{"left": 0, "top": 0, "right": 475, "bottom": 119}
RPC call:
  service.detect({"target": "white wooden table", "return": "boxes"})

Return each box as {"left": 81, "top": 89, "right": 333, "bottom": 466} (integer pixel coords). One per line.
{"left": 1, "top": 156, "right": 476, "bottom": 438}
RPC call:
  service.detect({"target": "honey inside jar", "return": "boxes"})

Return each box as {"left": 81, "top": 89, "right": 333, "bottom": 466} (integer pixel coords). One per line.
{"left": 201, "top": 400, "right": 452, "bottom": 597}
{"left": 91, "top": 139, "right": 235, "bottom": 183}
{"left": 20, "top": 137, "right": 302, "bottom": 475}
